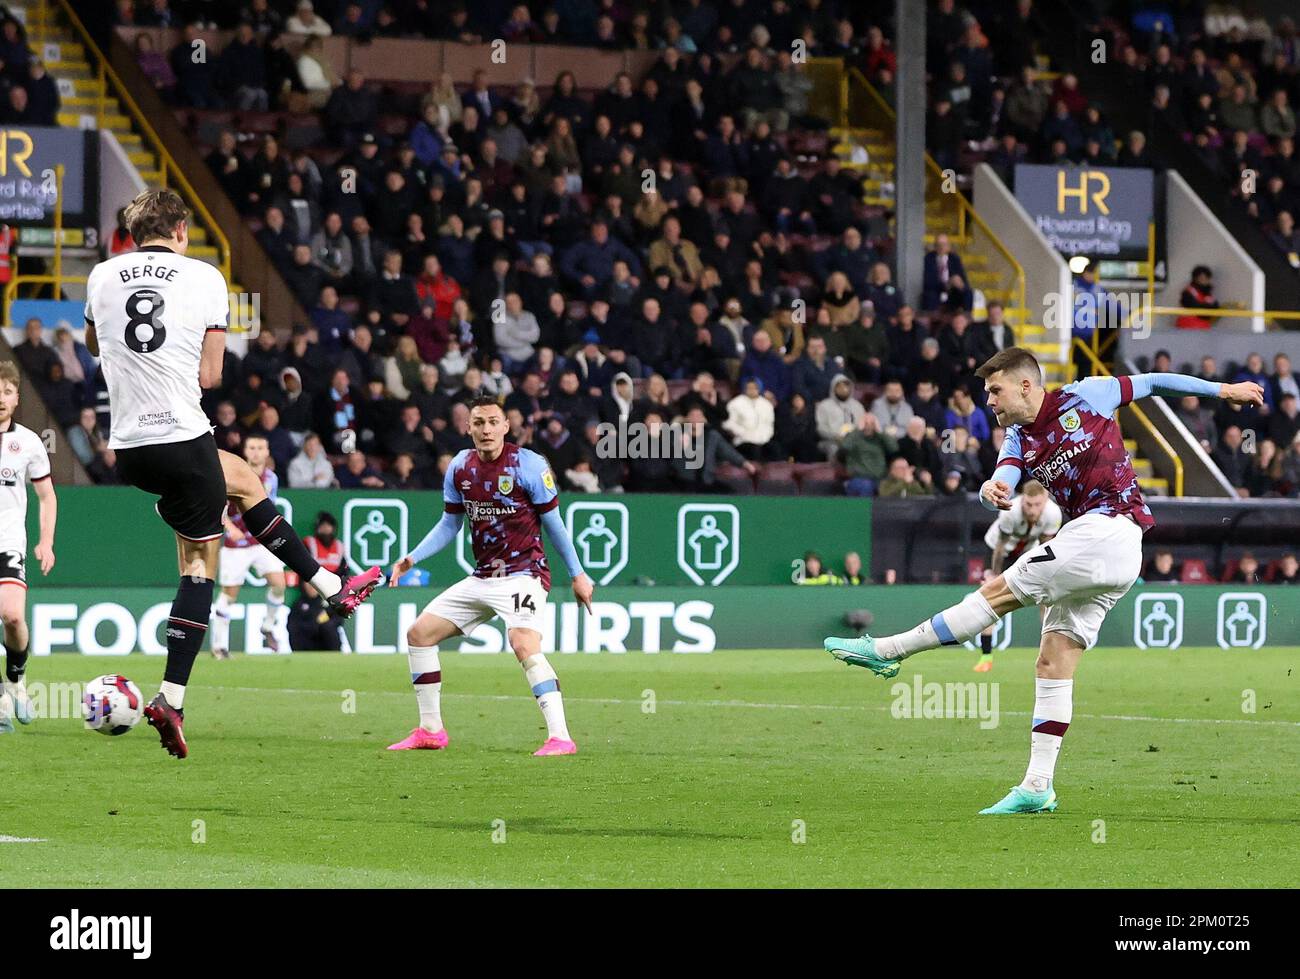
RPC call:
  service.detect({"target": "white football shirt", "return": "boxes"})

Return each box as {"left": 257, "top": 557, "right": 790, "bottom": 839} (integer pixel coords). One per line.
{"left": 983, "top": 494, "right": 1063, "bottom": 552}
{"left": 84, "top": 247, "right": 229, "bottom": 449}
{"left": 0, "top": 422, "right": 51, "bottom": 553}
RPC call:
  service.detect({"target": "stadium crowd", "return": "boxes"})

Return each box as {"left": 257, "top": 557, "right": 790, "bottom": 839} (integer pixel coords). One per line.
{"left": 1078, "top": 4, "right": 1300, "bottom": 278}
{"left": 53, "top": 0, "right": 1282, "bottom": 499}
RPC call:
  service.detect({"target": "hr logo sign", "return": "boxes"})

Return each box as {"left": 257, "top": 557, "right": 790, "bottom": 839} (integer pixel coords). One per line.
{"left": 1057, "top": 169, "right": 1111, "bottom": 215}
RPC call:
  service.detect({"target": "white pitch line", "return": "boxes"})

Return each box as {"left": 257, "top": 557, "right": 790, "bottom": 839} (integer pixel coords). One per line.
{"left": 0, "top": 836, "right": 47, "bottom": 843}
{"left": 205, "top": 685, "right": 1300, "bottom": 728}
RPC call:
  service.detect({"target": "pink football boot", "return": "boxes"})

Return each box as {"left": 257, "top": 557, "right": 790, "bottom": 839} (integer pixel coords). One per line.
{"left": 327, "top": 566, "right": 384, "bottom": 618}
{"left": 533, "top": 737, "right": 578, "bottom": 756}
{"left": 387, "top": 727, "right": 450, "bottom": 751}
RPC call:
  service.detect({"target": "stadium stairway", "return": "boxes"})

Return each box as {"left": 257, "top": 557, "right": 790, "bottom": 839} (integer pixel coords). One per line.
{"left": 812, "top": 65, "right": 1168, "bottom": 498}
{"left": 825, "top": 69, "right": 1073, "bottom": 387}
{"left": 15, "top": 0, "right": 244, "bottom": 299}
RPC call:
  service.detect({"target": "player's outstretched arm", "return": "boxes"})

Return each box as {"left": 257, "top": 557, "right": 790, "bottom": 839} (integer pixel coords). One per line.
{"left": 539, "top": 508, "right": 593, "bottom": 613}
{"left": 391, "top": 511, "right": 463, "bottom": 586}
{"left": 1125, "top": 373, "right": 1264, "bottom": 406}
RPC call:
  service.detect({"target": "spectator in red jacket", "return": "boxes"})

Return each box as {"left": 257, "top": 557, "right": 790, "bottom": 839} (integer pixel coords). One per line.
{"left": 1176, "top": 265, "right": 1220, "bottom": 329}
{"left": 414, "top": 254, "right": 461, "bottom": 321}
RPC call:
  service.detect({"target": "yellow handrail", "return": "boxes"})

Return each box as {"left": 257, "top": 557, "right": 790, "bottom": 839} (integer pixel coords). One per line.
{"left": 843, "top": 68, "right": 1028, "bottom": 342}
{"left": 1146, "top": 306, "right": 1300, "bottom": 322}
{"left": 4, "top": 275, "right": 89, "bottom": 327}
{"left": 45, "top": 0, "right": 232, "bottom": 283}
{"left": 1072, "top": 337, "right": 1183, "bottom": 496}
{"left": 52, "top": 164, "right": 63, "bottom": 284}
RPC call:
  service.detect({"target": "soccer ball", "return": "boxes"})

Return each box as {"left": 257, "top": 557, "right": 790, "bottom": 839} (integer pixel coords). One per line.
{"left": 82, "top": 675, "right": 144, "bottom": 736}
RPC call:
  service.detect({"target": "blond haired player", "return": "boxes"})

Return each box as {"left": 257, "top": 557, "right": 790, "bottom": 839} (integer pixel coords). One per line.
{"left": 0, "top": 361, "right": 56, "bottom": 733}
{"left": 84, "top": 189, "right": 382, "bottom": 758}
{"left": 973, "top": 479, "right": 1061, "bottom": 672}
{"left": 826, "top": 347, "right": 1263, "bottom": 814}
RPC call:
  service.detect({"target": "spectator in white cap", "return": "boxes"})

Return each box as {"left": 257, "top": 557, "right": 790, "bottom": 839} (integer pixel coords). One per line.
{"left": 288, "top": 0, "right": 332, "bottom": 36}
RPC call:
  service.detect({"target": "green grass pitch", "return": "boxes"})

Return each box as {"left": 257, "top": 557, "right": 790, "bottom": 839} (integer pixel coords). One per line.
{"left": 0, "top": 647, "right": 1295, "bottom": 887}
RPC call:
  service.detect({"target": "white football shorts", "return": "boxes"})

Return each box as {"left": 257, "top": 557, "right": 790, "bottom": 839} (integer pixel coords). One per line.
{"left": 1002, "top": 511, "right": 1144, "bottom": 650}
{"left": 423, "top": 573, "right": 549, "bottom": 634}
{"left": 218, "top": 545, "right": 286, "bottom": 587}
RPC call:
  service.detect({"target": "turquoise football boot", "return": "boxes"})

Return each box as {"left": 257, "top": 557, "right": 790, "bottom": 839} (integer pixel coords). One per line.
{"left": 823, "top": 635, "right": 901, "bottom": 678}
{"left": 979, "top": 785, "right": 1059, "bottom": 815}
{"left": 5, "top": 679, "right": 32, "bottom": 725}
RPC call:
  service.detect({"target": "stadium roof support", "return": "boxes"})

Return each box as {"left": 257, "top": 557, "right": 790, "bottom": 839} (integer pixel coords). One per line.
{"left": 893, "top": 0, "right": 926, "bottom": 309}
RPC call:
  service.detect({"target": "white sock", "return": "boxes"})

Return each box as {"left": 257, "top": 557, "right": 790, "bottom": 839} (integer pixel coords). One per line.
{"left": 876, "top": 592, "right": 1000, "bottom": 659}
{"left": 522, "top": 654, "right": 570, "bottom": 741}
{"left": 263, "top": 590, "right": 285, "bottom": 634}
{"left": 211, "top": 592, "right": 231, "bottom": 651}
{"left": 311, "top": 568, "right": 343, "bottom": 598}
{"left": 408, "top": 645, "right": 442, "bottom": 732}
{"left": 1022, "top": 678, "right": 1073, "bottom": 792}
{"left": 159, "top": 680, "right": 185, "bottom": 710}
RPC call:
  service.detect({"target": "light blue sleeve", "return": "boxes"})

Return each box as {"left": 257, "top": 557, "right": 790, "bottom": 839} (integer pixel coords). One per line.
{"left": 983, "top": 425, "right": 1024, "bottom": 511}
{"left": 1067, "top": 375, "right": 1124, "bottom": 416}
{"left": 408, "top": 512, "right": 463, "bottom": 565}
{"left": 540, "top": 508, "right": 585, "bottom": 579}
{"left": 1072, "top": 373, "right": 1222, "bottom": 417}
{"left": 1127, "top": 372, "right": 1222, "bottom": 400}
{"left": 516, "top": 448, "right": 559, "bottom": 510}
{"left": 409, "top": 454, "right": 468, "bottom": 564}
{"left": 516, "top": 449, "right": 582, "bottom": 577}
{"left": 443, "top": 450, "right": 466, "bottom": 510}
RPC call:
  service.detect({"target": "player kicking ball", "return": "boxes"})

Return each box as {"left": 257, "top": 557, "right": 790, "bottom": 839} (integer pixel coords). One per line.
{"left": 825, "top": 347, "right": 1263, "bottom": 814}
{"left": 84, "top": 189, "right": 383, "bottom": 758}
{"left": 385, "top": 396, "right": 594, "bottom": 757}
{"left": 211, "top": 435, "right": 287, "bottom": 658}
{"left": 973, "top": 479, "right": 1061, "bottom": 672}
{"left": 0, "top": 362, "right": 56, "bottom": 733}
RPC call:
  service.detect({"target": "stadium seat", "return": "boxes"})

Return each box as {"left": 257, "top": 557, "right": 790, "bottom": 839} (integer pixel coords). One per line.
{"left": 282, "top": 115, "right": 325, "bottom": 150}
{"left": 712, "top": 463, "right": 755, "bottom": 495}
{"left": 377, "top": 113, "right": 411, "bottom": 137}
{"left": 237, "top": 111, "right": 283, "bottom": 137}
{"left": 794, "top": 462, "right": 841, "bottom": 496}
{"left": 193, "top": 109, "right": 236, "bottom": 144}
{"left": 1180, "top": 559, "right": 1212, "bottom": 584}
{"left": 666, "top": 380, "right": 693, "bottom": 401}
{"left": 755, "top": 462, "right": 799, "bottom": 495}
